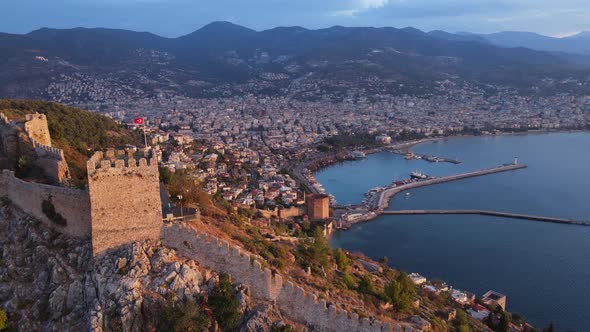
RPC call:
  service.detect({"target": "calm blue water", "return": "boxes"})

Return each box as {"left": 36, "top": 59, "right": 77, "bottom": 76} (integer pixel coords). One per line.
{"left": 317, "top": 133, "right": 590, "bottom": 331}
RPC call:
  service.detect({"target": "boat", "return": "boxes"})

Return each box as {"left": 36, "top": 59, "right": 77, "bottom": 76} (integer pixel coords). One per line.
{"left": 410, "top": 170, "right": 428, "bottom": 180}
{"left": 351, "top": 151, "right": 366, "bottom": 160}
{"left": 405, "top": 192, "right": 411, "bottom": 197}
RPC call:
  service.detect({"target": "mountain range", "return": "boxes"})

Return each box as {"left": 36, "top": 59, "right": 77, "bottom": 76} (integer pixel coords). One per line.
{"left": 465, "top": 31, "right": 590, "bottom": 56}
{"left": 1, "top": 22, "right": 589, "bottom": 99}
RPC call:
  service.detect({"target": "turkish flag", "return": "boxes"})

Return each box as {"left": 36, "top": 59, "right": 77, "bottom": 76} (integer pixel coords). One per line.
{"left": 134, "top": 117, "right": 144, "bottom": 125}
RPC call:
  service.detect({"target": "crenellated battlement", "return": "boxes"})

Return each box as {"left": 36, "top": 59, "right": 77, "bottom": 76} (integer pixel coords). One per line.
{"left": 31, "top": 137, "right": 65, "bottom": 160}
{"left": 163, "top": 223, "right": 412, "bottom": 332}
{"left": 87, "top": 149, "right": 163, "bottom": 255}
{"left": 1, "top": 112, "right": 163, "bottom": 255}
{"left": 86, "top": 150, "right": 158, "bottom": 176}
{"left": 25, "top": 113, "right": 47, "bottom": 122}
{"left": 0, "top": 112, "right": 70, "bottom": 184}
{"left": 23, "top": 112, "right": 52, "bottom": 147}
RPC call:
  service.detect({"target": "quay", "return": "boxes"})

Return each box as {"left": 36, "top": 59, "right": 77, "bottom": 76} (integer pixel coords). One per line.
{"left": 376, "top": 163, "right": 527, "bottom": 210}
{"left": 381, "top": 210, "right": 590, "bottom": 226}
{"left": 389, "top": 149, "right": 461, "bottom": 164}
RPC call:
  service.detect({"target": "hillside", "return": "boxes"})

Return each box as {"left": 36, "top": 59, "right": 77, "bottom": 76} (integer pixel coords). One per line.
{"left": 1, "top": 22, "right": 588, "bottom": 100}
{"left": 0, "top": 99, "right": 143, "bottom": 185}
{"left": 0, "top": 200, "right": 301, "bottom": 331}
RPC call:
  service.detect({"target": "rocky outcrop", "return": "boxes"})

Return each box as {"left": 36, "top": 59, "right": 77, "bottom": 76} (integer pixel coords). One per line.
{"left": 0, "top": 201, "right": 298, "bottom": 331}
{"left": 86, "top": 241, "right": 210, "bottom": 331}
{"left": 0, "top": 197, "right": 91, "bottom": 331}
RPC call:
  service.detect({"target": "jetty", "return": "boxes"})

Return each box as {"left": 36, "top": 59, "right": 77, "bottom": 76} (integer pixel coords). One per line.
{"left": 376, "top": 163, "right": 527, "bottom": 210}
{"left": 381, "top": 210, "right": 590, "bottom": 226}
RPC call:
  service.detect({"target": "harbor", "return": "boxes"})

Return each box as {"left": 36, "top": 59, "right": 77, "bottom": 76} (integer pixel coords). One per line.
{"left": 392, "top": 150, "right": 461, "bottom": 164}
{"left": 325, "top": 133, "right": 590, "bottom": 330}
{"left": 336, "top": 162, "right": 535, "bottom": 226}
{"left": 374, "top": 163, "right": 527, "bottom": 211}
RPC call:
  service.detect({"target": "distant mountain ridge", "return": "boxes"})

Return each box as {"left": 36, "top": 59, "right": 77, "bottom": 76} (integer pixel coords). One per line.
{"left": 455, "top": 30, "right": 590, "bottom": 56}
{"left": 0, "top": 22, "right": 589, "bottom": 99}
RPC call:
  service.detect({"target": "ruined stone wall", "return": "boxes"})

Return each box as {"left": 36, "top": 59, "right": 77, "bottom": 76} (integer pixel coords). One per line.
{"left": 162, "top": 223, "right": 410, "bottom": 332}
{"left": 0, "top": 170, "right": 91, "bottom": 238}
{"left": 24, "top": 113, "right": 52, "bottom": 147}
{"left": 87, "top": 151, "right": 163, "bottom": 255}
{"left": 258, "top": 206, "right": 303, "bottom": 219}
{"left": 31, "top": 138, "right": 70, "bottom": 183}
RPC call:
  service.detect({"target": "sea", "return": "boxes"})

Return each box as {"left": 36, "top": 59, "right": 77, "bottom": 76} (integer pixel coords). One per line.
{"left": 315, "top": 132, "right": 590, "bottom": 331}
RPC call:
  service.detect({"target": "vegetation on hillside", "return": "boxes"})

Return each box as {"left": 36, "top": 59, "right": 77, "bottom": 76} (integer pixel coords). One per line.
{"left": 0, "top": 99, "right": 143, "bottom": 186}
{"left": 157, "top": 272, "right": 242, "bottom": 331}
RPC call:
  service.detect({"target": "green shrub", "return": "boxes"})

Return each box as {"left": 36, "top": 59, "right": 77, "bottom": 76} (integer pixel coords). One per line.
{"left": 296, "top": 227, "right": 331, "bottom": 275}
{"left": 383, "top": 272, "right": 416, "bottom": 312}
{"left": 208, "top": 273, "right": 242, "bottom": 330}
{"left": 341, "top": 273, "right": 356, "bottom": 290}
{"left": 157, "top": 300, "right": 210, "bottom": 332}
{"left": 0, "top": 309, "right": 7, "bottom": 330}
{"left": 358, "top": 274, "right": 376, "bottom": 295}
{"left": 41, "top": 198, "right": 67, "bottom": 226}
{"left": 271, "top": 324, "right": 295, "bottom": 332}
{"left": 333, "top": 248, "right": 351, "bottom": 271}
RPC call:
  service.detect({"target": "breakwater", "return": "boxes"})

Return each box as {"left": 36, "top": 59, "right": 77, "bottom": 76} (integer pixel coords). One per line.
{"left": 337, "top": 163, "right": 528, "bottom": 226}
{"left": 381, "top": 210, "right": 590, "bottom": 226}
{"left": 376, "top": 163, "right": 527, "bottom": 210}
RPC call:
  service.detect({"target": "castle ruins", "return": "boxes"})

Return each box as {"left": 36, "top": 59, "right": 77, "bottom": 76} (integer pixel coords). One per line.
{"left": 0, "top": 111, "right": 413, "bottom": 331}
{"left": 0, "top": 112, "right": 70, "bottom": 184}
{"left": 0, "top": 112, "right": 162, "bottom": 255}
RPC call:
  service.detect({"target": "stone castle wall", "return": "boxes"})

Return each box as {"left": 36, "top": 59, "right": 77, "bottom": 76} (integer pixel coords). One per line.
{"left": 0, "top": 169, "right": 91, "bottom": 238}
{"left": 163, "top": 223, "right": 411, "bottom": 332}
{"left": 31, "top": 138, "right": 70, "bottom": 183}
{"left": 23, "top": 113, "right": 52, "bottom": 146}
{"left": 258, "top": 206, "right": 303, "bottom": 219}
{"left": 87, "top": 151, "right": 163, "bottom": 255}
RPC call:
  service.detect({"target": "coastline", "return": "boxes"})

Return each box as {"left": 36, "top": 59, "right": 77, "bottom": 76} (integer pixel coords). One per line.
{"left": 313, "top": 129, "right": 590, "bottom": 228}
{"left": 324, "top": 131, "right": 590, "bottom": 330}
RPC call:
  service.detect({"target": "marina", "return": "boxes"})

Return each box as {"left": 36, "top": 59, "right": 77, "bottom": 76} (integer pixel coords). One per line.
{"left": 323, "top": 133, "right": 590, "bottom": 330}
{"left": 336, "top": 162, "right": 532, "bottom": 226}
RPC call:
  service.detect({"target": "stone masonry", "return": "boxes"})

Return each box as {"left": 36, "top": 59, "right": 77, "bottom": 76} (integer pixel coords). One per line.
{"left": 0, "top": 112, "right": 70, "bottom": 183}
{"left": 87, "top": 150, "right": 163, "bottom": 255}
{"left": 23, "top": 113, "right": 52, "bottom": 146}
{"left": 0, "top": 112, "right": 163, "bottom": 256}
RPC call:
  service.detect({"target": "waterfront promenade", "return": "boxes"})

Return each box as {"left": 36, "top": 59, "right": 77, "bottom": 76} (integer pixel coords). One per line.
{"left": 375, "top": 163, "right": 527, "bottom": 210}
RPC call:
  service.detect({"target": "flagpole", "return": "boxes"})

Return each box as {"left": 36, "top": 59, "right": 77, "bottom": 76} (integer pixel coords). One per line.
{"left": 143, "top": 123, "right": 148, "bottom": 148}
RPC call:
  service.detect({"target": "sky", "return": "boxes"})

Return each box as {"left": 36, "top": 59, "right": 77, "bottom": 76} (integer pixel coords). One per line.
{"left": 2, "top": 0, "right": 590, "bottom": 38}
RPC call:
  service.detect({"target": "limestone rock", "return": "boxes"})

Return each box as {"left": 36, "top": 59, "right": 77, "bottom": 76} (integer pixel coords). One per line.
{"left": 49, "top": 285, "right": 66, "bottom": 319}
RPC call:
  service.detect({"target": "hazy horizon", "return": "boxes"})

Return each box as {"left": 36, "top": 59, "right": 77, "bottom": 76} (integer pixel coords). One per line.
{"left": 3, "top": 20, "right": 588, "bottom": 40}
{"left": 3, "top": 0, "right": 590, "bottom": 38}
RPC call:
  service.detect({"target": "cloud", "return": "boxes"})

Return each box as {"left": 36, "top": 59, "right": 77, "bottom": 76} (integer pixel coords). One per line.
{"left": 331, "top": 0, "right": 390, "bottom": 17}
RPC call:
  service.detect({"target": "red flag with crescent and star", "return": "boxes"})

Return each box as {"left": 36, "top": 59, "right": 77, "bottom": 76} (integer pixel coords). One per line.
{"left": 134, "top": 117, "right": 144, "bottom": 125}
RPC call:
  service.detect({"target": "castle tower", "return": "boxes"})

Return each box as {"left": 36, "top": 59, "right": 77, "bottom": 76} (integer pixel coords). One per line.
{"left": 306, "top": 193, "right": 330, "bottom": 221}
{"left": 24, "top": 113, "right": 52, "bottom": 147}
{"left": 86, "top": 150, "right": 163, "bottom": 255}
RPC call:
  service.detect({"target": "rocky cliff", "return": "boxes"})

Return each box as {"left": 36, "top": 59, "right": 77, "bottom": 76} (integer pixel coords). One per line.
{"left": 0, "top": 198, "right": 297, "bottom": 331}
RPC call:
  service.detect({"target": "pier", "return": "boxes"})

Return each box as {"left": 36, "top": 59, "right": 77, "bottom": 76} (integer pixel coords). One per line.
{"left": 376, "top": 163, "right": 527, "bottom": 210}
{"left": 335, "top": 162, "right": 590, "bottom": 229}
{"left": 381, "top": 210, "right": 590, "bottom": 226}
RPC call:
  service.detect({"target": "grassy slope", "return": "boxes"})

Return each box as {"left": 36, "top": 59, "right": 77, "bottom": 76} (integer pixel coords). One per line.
{"left": 0, "top": 99, "right": 143, "bottom": 185}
